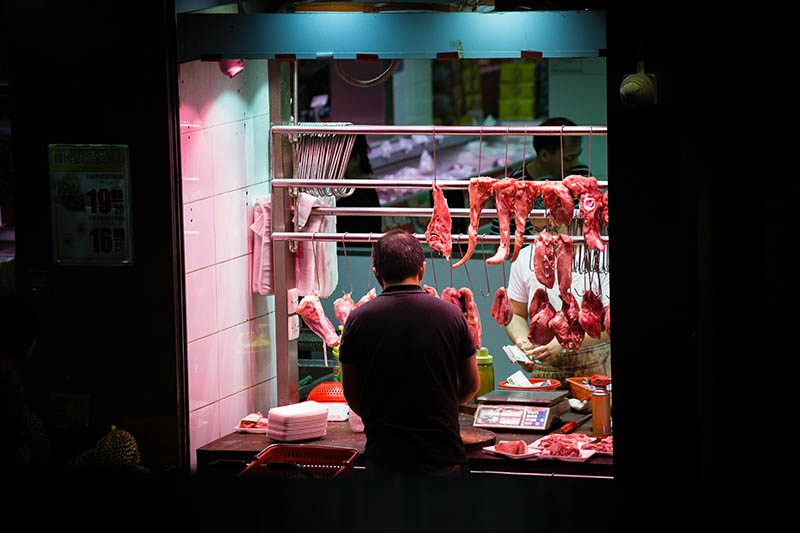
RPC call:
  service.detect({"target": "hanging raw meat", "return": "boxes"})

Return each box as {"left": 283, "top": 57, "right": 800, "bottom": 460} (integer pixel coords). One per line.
{"left": 549, "top": 294, "right": 584, "bottom": 351}
{"left": 441, "top": 287, "right": 464, "bottom": 311}
{"left": 563, "top": 175, "right": 605, "bottom": 251}
{"left": 425, "top": 183, "right": 452, "bottom": 260}
{"left": 578, "top": 289, "right": 605, "bottom": 338}
{"left": 459, "top": 287, "right": 482, "bottom": 352}
{"left": 600, "top": 190, "right": 609, "bottom": 226}
{"left": 486, "top": 178, "right": 518, "bottom": 265}
{"left": 440, "top": 287, "right": 481, "bottom": 351}
{"left": 490, "top": 287, "right": 513, "bottom": 327}
{"left": 528, "top": 288, "right": 556, "bottom": 346}
{"left": 423, "top": 285, "right": 439, "bottom": 297}
{"left": 355, "top": 288, "right": 377, "bottom": 307}
{"left": 579, "top": 193, "right": 605, "bottom": 251}
{"left": 604, "top": 302, "right": 610, "bottom": 337}
{"left": 296, "top": 294, "right": 340, "bottom": 347}
{"left": 509, "top": 180, "right": 541, "bottom": 263}
{"left": 533, "top": 230, "right": 556, "bottom": 289}
{"left": 563, "top": 174, "right": 602, "bottom": 199}
{"left": 540, "top": 181, "right": 574, "bottom": 227}
{"left": 555, "top": 234, "right": 573, "bottom": 301}
{"left": 452, "top": 177, "right": 496, "bottom": 268}
{"left": 333, "top": 292, "right": 356, "bottom": 325}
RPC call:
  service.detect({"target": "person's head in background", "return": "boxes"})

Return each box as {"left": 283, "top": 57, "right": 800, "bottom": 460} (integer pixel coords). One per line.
{"left": 530, "top": 117, "right": 583, "bottom": 179}
{"left": 344, "top": 134, "right": 373, "bottom": 179}
{"left": 371, "top": 229, "right": 425, "bottom": 288}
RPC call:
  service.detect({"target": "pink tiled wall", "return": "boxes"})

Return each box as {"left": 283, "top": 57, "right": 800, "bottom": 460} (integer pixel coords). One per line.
{"left": 178, "top": 59, "right": 277, "bottom": 472}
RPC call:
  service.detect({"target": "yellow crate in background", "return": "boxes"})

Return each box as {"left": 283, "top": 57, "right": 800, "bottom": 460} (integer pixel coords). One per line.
{"left": 500, "top": 82, "right": 535, "bottom": 100}
{"left": 500, "top": 61, "right": 537, "bottom": 83}
{"left": 498, "top": 98, "right": 535, "bottom": 121}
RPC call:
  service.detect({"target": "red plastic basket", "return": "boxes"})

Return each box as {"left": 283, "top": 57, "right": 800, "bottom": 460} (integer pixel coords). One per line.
{"left": 239, "top": 444, "right": 359, "bottom": 479}
{"left": 306, "top": 381, "right": 346, "bottom": 403}
{"left": 498, "top": 378, "right": 562, "bottom": 390}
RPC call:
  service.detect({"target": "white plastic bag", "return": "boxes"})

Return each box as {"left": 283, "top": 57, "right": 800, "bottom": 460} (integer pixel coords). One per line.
{"left": 348, "top": 410, "right": 364, "bottom": 433}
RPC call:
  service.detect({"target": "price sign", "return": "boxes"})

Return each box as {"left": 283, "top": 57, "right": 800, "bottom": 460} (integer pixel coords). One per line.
{"left": 48, "top": 144, "right": 134, "bottom": 265}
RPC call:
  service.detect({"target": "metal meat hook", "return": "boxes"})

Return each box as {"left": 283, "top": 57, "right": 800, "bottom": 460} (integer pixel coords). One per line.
{"left": 480, "top": 236, "right": 491, "bottom": 297}
{"left": 456, "top": 241, "right": 475, "bottom": 297}
{"left": 429, "top": 245, "right": 439, "bottom": 294}
{"left": 342, "top": 232, "right": 353, "bottom": 294}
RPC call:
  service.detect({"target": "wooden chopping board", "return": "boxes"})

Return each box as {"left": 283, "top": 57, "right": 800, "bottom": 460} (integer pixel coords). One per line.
{"left": 460, "top": 427, "right": 496, "bottom": 450}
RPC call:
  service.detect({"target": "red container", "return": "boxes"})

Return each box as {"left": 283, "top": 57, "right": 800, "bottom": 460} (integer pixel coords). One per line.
{"left": 498, "top": 378, "right": 562, "bottom": 390}
{"left": 240, "top": 444, "right": 359, "bottom": 479}
{"left": 306, "top": 382, "right": 346, "bottom": 403}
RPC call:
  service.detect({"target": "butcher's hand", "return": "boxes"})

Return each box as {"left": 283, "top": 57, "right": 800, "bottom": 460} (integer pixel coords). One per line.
{"left": 515, "top": 338, "right": 563, "bottom": 371}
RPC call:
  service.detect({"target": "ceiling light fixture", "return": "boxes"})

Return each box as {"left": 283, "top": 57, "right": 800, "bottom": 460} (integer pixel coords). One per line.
{"left": 219, "top": 59, "right": 245, "bottom": 78}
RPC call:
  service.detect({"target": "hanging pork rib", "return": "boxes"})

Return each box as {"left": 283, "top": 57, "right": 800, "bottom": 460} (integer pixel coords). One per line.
{"left": 600, "top": 190, "right": 609, "bottom": 227}
{"left": 333, "top": 292, "right": 356, "bottom": 325}
{"left": 578, "top": 289, "right": 605, "bottom": 338}
{"left": 459, "top": 287, "right": 482, "bottom": 352}
{"left": 423, "top": 285, "right": 439, "bottom": 298}
{"left": 491, "top": 287, "right": 513, "bottom": 327}
{"left": 563, "top": 175, "right": 605, "bottom": 251}
{"left": 296, "top": 294, "right": 340, "bottom": 347}
{"left": 441, "top": 287, "right": 481, "bottom": 352}
{"left": 441, "top": 287, "right": 463, "bottom": 311}
{"left": 555, "top": 234, "right": 573, "bottom": 301}
{"left": 533, "top": 230, "right": 556, "bottom": 289}
{"left": 355, "top": 288, "right": 376, "bottom": 307}
{"left": 528, "top": 288, "right": 556, "bottom": 346}
{"left": 509, "top": 180, "right": 541, "bottom": 263}
{"left": 486, "top": 177, "right": 517, "bottom": 265}
{"left": 452, "top": 177, "right": 496, "bottom": 268}
{"left": 425, "top": 183, "right": 452, "bottom": 260}
{"left": 549, "top": 294, "right": 584, "bottom": 351}
{"left": 540, "top": 181, "right": 574, "bottom": 227}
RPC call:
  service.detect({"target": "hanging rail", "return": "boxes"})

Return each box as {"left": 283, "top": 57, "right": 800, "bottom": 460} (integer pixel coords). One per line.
{"left": 272, "top": 124, "right": 607, "bottom": 136}
{"left": 272, "top": 232, "right": 608, "bottom": 245}
{"left": 272, "top": 178, "right": 609, "bottom": 189}
{"left": 306, "top": 207, "right": 586, "bottom": 218}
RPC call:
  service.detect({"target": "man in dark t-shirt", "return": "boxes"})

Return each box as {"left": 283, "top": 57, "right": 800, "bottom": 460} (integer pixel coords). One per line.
{"left": 339, "top": 229, "right": 480, "bottom": 477}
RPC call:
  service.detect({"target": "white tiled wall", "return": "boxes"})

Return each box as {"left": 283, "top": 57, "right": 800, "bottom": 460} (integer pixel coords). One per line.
{"left": 178, "top": 59, "right": 277, "bottom": 472}
{"left": 392, "top": 59, "right": 433, "bottom": 126}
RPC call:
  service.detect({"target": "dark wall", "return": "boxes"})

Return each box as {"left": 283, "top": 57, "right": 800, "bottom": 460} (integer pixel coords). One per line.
{"left": 5, "top": 0, "right": 185, "bottom": 470}
{"left": 605, "top": 2, "right": 739, "bottom": 520}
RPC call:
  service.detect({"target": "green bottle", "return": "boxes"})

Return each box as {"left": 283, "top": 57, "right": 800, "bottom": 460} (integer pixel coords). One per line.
{"left": 332, "top": 326, "right": 343, "bottom": 382}
{"left": 475, "top": 347, "right": 494, "bottom": 400}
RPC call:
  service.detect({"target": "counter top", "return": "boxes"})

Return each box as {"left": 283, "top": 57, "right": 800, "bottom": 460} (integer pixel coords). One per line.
{"left": 196, "top": 407, "right": 612, "bottom": 479}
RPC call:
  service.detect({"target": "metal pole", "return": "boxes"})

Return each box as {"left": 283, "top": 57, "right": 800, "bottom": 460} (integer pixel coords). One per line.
{"left": 271, "top": 178, "right": 608, "bottom": 189}
{"left": 306, "top": 206, "right": 588, "bottom": 218}
{"left": 269, "top": 61, "right": 299, "bottom": 406}
{"left": 272, "top": 124, "right": 607, "bottom": 136}
{"left": 271, "top": 232, "right": 608, "bottom": 245}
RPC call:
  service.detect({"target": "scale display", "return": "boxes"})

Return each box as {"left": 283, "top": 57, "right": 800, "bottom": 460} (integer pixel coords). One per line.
{"left": 473, "top": 403, "right": 566, "bottom": 431}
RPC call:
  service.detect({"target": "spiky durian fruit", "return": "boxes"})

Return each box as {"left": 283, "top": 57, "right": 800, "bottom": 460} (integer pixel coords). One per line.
{"left": 94, "top": 426, "right": 141, "bottom": 468}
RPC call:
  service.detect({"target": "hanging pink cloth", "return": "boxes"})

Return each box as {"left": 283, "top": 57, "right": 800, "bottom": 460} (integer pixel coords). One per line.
{"left": 249, "top": 194, "right": 274, "bottom": 295}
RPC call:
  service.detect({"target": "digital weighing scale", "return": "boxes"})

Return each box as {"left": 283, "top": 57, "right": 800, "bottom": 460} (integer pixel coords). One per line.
{"left": 473, "top": 389, "right": 570, "bottom": 431}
